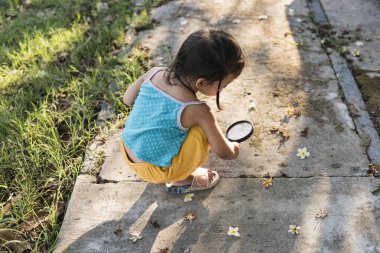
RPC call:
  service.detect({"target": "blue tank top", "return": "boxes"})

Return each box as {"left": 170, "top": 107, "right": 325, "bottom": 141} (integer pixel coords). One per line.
{"left": 122, "top": 69, "right": 205, "bottom": 167}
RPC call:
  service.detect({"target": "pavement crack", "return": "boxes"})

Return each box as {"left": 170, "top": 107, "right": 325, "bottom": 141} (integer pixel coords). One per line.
{"left": 224, "top": 175, "right": 372, "bottom": 179}
{"left": 96, "top": 175, "right": 119, "bottom": 184}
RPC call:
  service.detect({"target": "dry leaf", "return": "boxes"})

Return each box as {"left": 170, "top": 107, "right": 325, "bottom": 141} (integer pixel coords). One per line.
{"left": 278, "top": 128, "right": 290, "bottom": 140}
{"left": 368, "top": 163, "right": 380, "bottom": 177}
{"left": 1, "top": 202, "right": 12, "bottom": 216}
{"left": 184, "top": 212, "right": 196, "bottom": 223}
{"left": 0, "top": 229, "right": 32, "bottom": 252}
{"left": 300, "top": 127, "right": 309, "bottom": 138}
{"left": 286, "top": 106, "right": 301, "bottom": 118}
{"left": 286, "top": 106, "right": 294, "bottom": 116}
{"left": 21, "top": 210, "right": 50, "bottom": 232}
{"left": 293, "top": 109, "right": 301, "bottom": 118}
{"left": 159, "top": 248, "right": 169, "bottom": 253}
{"left": 1, "top": 193, "right": 22, "bottom": 217}
{"left": 150, "top": 220, "right": 160, "bottom": 228}
{"left": 38, "top": 178, "right": 59, "bottom": 193}
{"left": 263, "top": 172, "right": 271, "bottom": 178}
{"left": 293, "top": 97, "right": 302, "bottom": 107}
{"left": 270, "top": 127, "right": 278, "bottom": 134}
{"left": 114, "top": 225, "right": 122, "bottom": 236}
{"left": 315, "top": 209, "right": 328, "bottom": 218}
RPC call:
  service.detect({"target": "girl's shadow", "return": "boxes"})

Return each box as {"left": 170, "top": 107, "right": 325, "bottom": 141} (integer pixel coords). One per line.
{"left": 58, "top": 182, "right": 213, "bottom": 252}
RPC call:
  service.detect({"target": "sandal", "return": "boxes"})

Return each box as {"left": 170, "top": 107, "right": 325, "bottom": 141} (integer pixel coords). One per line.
{"left": 165, "top": 168, "right": 219, "bottom": 194}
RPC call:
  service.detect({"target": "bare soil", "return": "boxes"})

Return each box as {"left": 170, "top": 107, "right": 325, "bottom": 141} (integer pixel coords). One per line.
{"left": 353, "top": 67, "right": 380, "bottom": 133}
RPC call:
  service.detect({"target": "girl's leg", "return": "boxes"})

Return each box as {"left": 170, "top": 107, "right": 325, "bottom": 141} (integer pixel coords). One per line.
{"left": 166, "top": 126, "right": 218, "bottom": 189}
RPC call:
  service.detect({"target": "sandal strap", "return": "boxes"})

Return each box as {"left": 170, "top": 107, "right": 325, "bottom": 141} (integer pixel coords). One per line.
{"left": 191, "top": 169, "right": 210, "bottom": 189}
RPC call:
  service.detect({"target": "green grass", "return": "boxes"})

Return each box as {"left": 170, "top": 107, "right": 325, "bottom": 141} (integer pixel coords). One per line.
{"left": 0, "top": 0, "right": 164, "bottom": 251}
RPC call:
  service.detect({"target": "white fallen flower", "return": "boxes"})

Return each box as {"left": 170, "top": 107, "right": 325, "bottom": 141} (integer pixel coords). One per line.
{"left": 232, "top": 19, "right": 241, "bottom": 24}
{"left": 288, "top": 225, "right": 301, "bottom": 235}
{"left": 295, "top": 17, "right": 303, "bottom": 23}
{"left": 288, "top": 8, "right": 295, "bottom": 17}
{"left": 184, "top": 193, "right": 194, "bottom": 202}
{"left": 297, "top": 147, "right": 310, "bottom": 159}
{"left": 248, "top": 102, "right": 257, "bottom": 112}
{"left": 354, "top": 41, "right": 363, "bottom": 47}
{"left": 227, "top": 226, "right": 240, "bottom": 237}
{"left": 128, "top": 231, "right": 143, "bottom": 242}
{"left": 351, "top": 48, "right": 360, "bottom": 57}
{"left": 257, "top": 15, "right": 268, "bottom": 20}
{"left": 340, "top": 46, "right": 348, "bottom": 53}
{"left": 180, "top": 18, "right": 188, "bottom": 25}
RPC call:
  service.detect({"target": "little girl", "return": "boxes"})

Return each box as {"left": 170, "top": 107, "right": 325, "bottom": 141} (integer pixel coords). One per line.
{"left": 121, "top": 29, "right": 245, "bottom": 194}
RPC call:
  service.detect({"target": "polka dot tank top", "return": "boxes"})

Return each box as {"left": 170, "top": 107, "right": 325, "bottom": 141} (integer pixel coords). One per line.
{"left": 122, "top": 68, "right": 205, "bottom": 167}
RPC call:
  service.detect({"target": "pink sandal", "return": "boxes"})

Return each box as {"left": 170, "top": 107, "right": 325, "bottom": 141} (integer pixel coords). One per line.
{"left": 165, "top": 168, "right": 220, "bottom": 194}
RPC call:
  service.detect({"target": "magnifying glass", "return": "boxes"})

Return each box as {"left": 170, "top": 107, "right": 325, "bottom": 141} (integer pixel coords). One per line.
{"left": 226, "top": 120, "right": 254, "bottom": 143}
{"left": 226, "top": 120, "right": 253, "bottom": 143}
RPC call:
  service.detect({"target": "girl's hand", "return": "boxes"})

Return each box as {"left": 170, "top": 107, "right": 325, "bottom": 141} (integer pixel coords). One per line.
{"left": 228, "top": 141, "right": 240, "bottom": 160}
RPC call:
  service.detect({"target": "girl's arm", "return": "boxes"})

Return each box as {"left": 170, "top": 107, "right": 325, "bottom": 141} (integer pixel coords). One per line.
{"left": 122, "top": 67, "right": 160, "bottom": 106}
{"left": 185, "top": 104, "right": 240, "bottom": 160}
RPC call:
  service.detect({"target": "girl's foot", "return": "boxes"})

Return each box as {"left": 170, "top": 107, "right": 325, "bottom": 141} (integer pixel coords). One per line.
{"left": 165, "top": 168, "right": 219, "bottom": 194}
{"left": 171, "top": 169, "right": 216, "bottom": 186}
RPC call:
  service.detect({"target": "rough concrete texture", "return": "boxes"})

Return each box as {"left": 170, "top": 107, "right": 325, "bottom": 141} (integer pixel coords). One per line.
{"left": 307, "top": 0, "right": 380, "bottom": 165}
{"left": 320, "top": 0, "right": 380, "bottom": 72}
{"left": 318, "top": 0, "right": 380, "bottom": 160}
{"left": 55, "top": 0, "right": 380, "bottom": 252}
{"left": 55, "top": 176, "right": 380, "bottom": 253}
{"left": 56, "top": 175, "right": 380, "bottom": 252}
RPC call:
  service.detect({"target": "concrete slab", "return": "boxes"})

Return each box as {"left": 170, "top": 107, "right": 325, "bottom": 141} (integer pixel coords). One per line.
{"left": 96, "top": 131, "right": 141, "bottom": 182}
{"left": 55, "top": 0, "right": 380, "bottom": 252}
{"left": 55, "top": 176, "right": 380, "bottom": 253}
{"left": 320, "top": 0, "right": 380, "bottom": 72}
{"left": 96, "top": 0, "right": 371, "bottom": 182}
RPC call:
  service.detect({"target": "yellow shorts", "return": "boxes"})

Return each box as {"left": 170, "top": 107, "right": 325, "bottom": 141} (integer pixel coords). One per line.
{"left": 121, "top": 126, "right": 209, "bottom": 183}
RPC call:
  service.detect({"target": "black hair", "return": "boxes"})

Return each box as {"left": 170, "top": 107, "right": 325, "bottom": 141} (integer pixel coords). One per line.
{"left": 166, "top": 29, "right": 245, "bottom": 109}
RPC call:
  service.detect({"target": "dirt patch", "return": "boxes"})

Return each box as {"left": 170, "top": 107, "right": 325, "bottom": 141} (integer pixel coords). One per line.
{"left": 353, "top": 68, "right": 380, "bottom": 133}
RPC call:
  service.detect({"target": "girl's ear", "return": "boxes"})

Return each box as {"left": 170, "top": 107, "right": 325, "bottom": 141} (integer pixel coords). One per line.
{"left": 195, "top": 78, "right": 208, "bottom": 90}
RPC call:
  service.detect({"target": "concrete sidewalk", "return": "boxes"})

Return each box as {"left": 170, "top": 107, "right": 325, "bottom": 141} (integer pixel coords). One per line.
{"left": 54, "top": 0, "right": 380, "bottom": 252}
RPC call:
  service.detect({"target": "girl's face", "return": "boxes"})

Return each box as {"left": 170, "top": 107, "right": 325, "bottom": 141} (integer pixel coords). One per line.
{"left": 196, "top": 74, "right": 236, "bottom": 96}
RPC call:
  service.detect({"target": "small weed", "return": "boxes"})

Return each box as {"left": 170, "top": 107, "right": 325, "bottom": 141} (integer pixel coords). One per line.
{"left": 95, "top": 151, "right": 106, "bottom": 168}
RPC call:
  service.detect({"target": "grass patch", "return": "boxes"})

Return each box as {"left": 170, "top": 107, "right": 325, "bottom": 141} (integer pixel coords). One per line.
{"left": 0, "top": 0, "right": 161, "bottom": 251}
